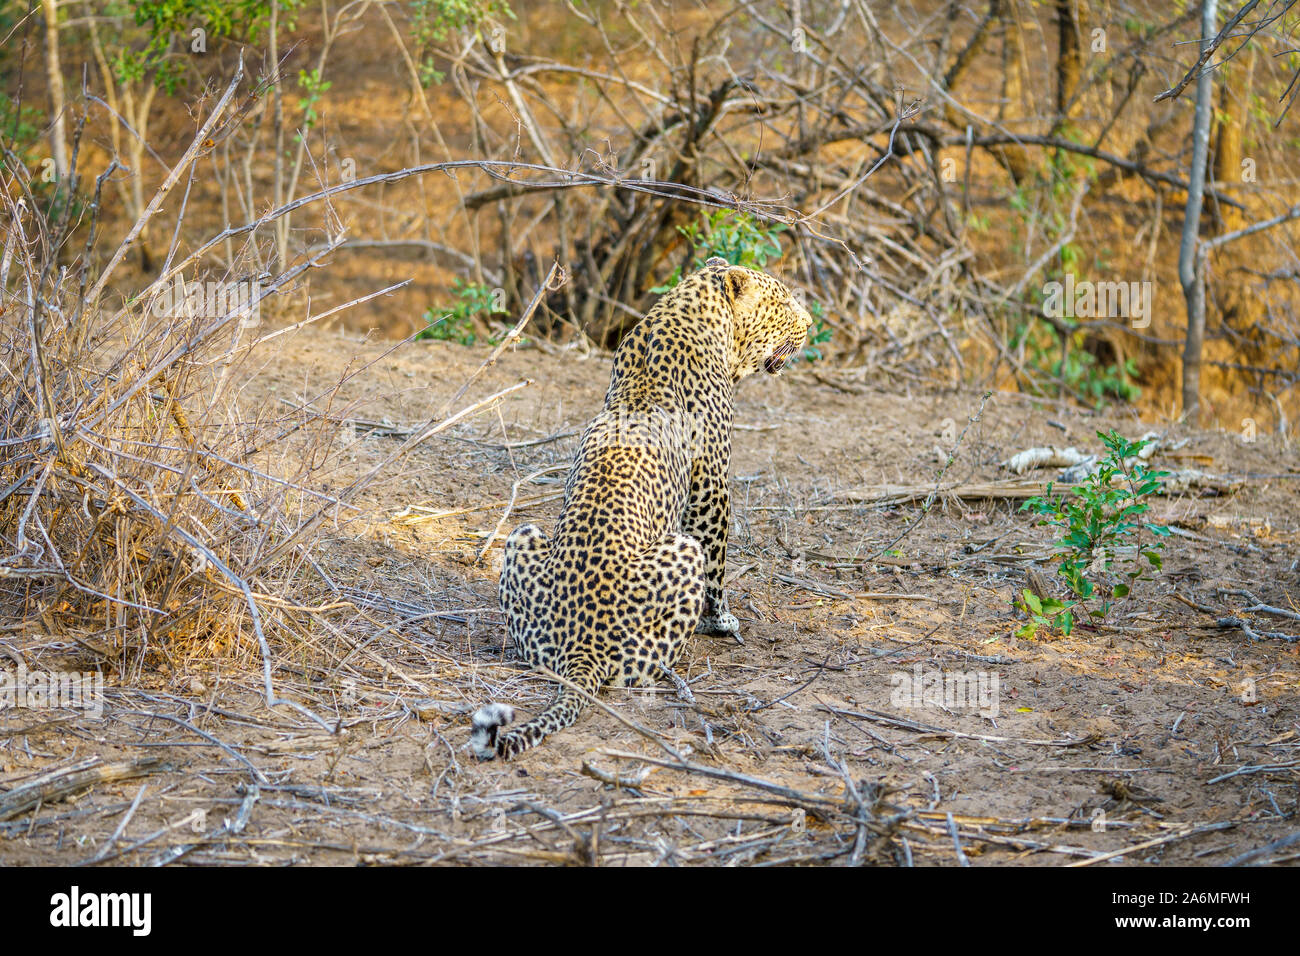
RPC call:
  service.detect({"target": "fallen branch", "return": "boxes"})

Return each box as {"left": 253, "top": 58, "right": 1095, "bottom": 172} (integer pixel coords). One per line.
{"left": 1221, "top": 830, "right": 1300, "bottom": 866}
{"left": 1216, "top": 616, "right": 1299, "bottom": 643}
{"left": 1066, "top": 822, "right": 1236, "bottom": 867}
{"left": 817, "top": 703, "right": 1097, "bottom": 748}
{"left": 0, "top": 756, "right": 168, "bottom": 822}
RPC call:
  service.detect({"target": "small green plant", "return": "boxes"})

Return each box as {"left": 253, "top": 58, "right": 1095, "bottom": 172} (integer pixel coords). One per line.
{"left": 410, "top": 0, "right": 515, "bottom": 85}
{"left": 1014, "top": 430, "right": 1171, "bottom": 638}
{"left": 651, "top": 209, "right": 786, "bottom": 292}
{"left": 1013, "top": 317, "right": 1141, "bottom": 409}
{"left": 1001, "top": 125, "right": 1138, "bottom": 408}
{"left": 1052, "top": 338, "right": 1142, "bottom": 406}
{"left": 801, "top": 301, "right": 833, "bottom": 362}
{"left": 110, "top": 0, "right": 304, "bottom": 95}
{"left": 417, "top": 279, "right": 506, "bottom": 344}
{"left": 653, "top": 209, "right": 832, "bottom": 361}
{"left": 1016, "top": 589, "right": 1077, "bottom": 638}
{"left": 295, "top": 68, "right": 331, "bottom": 141}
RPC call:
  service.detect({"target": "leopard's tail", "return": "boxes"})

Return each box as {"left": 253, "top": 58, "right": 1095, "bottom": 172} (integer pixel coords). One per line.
{"left": 470, "top": 661, "right": 606, "bottom": 760}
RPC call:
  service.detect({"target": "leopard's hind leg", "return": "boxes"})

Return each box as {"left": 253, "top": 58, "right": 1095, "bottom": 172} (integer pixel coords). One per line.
{"left": 499, "top": 523, "right": 553, "bottom": 668}
{"left": 614, "top": 532, "right": 707, "bottom": 688}
{"left": 474, "top": 523, "right": 559, "bottom": 761}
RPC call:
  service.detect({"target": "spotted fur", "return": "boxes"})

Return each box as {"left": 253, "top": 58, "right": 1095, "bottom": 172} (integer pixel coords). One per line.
{"left": 471, "top": 259, "right": 813, "bottom": 759}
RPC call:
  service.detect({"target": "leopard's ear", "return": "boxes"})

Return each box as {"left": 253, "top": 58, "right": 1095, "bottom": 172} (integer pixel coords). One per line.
{"left": 704, "top": 256, "right": 729, "bottom": 269}
{"left": 723, "top": 265, "right": 752, "bottom": 302}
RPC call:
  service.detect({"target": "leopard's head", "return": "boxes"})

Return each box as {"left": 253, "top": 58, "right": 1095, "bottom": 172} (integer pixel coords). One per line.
{"left": 708, "top": 259, "right": 814, "bottom": 381}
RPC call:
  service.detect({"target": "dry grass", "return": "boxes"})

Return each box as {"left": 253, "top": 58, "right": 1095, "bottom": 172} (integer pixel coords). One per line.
{"left": 0, "top": 73, "right": 433, "bottom": 732}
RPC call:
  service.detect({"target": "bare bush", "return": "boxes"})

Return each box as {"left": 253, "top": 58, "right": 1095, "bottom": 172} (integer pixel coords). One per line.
{"left": 0, "top": 74, "right": 426, "bottom": 727}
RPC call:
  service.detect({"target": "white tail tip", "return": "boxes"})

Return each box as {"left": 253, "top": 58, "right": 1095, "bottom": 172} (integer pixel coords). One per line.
{"left": 470, "top": 702, "right": 515, "bottom": 760}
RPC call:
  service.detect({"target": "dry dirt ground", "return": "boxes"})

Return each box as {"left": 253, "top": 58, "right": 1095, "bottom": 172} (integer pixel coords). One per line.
{"left": 2, "top": 330, "right": 1298, "bottom": 866}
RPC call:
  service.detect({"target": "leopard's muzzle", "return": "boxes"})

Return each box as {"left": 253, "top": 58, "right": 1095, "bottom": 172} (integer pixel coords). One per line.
{"left": 764, "top": 339, "right": 799, "bottom": 374}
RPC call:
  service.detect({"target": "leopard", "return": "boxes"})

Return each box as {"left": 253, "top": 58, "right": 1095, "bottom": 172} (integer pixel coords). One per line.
{"left": 471, "top": 258, "right": 813, "bottom": 759}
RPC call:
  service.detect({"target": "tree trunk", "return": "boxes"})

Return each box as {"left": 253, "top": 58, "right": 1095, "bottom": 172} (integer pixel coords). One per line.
{"left": 1211, "top": 45, "right": 1252, "bottom": 234}
{"left": 126, "top": 84, "right": 157, "bottom": 272}
{"left": 1055, "top": 0, "right": 1082, "bottom": 124}
{"left": 944, "top": 0, "right": 1002, "bottom": 93}
{"left": 87, "top": 17, "right": 152, "bottom": 271}
{"left": 40, "top": 0, "right": 68, "bottom": 186}
{"left": 937, "top": 0, "right": 1002, "bottom": 143}
{"left": 1179, "top": 0, "right": 1218, "bottom": 426}
{"left": 270, "top": 0, "right": 288, "bottom": 272}
{"left": 995, "top": 1, "right": 1034, "bottom": 183}
{"left": 1051, "top": 0, "right": 1083, "bottom": 186}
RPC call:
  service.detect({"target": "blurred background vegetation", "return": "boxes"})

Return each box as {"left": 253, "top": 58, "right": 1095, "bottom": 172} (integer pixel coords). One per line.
{"left": 4, "top": 0, "right": 1299, "bottom": 431}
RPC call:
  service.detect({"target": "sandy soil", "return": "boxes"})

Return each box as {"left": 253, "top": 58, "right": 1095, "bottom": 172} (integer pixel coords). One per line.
{"left": 2, "top": 328, "right": 1297, "bottom": 866}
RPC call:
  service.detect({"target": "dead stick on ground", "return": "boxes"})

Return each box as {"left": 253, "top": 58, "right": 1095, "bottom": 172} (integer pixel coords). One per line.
{"left": 1206, "top": 761, "right": 1300, "bottom": 784}
{"left": 854, "top": 592, "right": 941, "bottom": 601}
{"left": 0, "top": 757, "right": 167, "bottom": 822}
{"left": 1221, "top": 830, "right": 1300, "bottom": 866}
{"left": 1241, "top": 604, "right": 1300, "bottom": 623}
{"left": 1216, "top": 616, "right": 1298, "bottom": 643}
{"left": 394, "top": 490, "right": 563, "bottom": 524}
{"left": 475, "top": 464, "right": 570, "bottom": 565}
{"left": 148, "top": 783, "right": 260, "bottom": 866}
{"left": 947, "top": 811, "right": 971, "bottom": 866}
{"left": 1066, "top": 822, "right": 1235, "bottom": 867}
{"left": 902, "top": 820, "right": 1100, "bottom": 859}
{"left": 657, "top": 663, "right": 715, "bottom": 747}
{"left": 581, "top": 761, "right": 653, "bottom": 790}
{"left": 818, "top": 703, "right": 1094, "bottom": 747}
{"left": 601, "top": 748, "right": 848, "bottom": 812}
{"left": 81, "top": 783, "right": 149, "bottom": 866}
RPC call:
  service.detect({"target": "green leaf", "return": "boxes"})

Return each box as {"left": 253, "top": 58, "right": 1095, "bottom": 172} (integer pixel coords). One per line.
{"left": 1022, "top": 589, "right": 1043, "bottom": 615}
